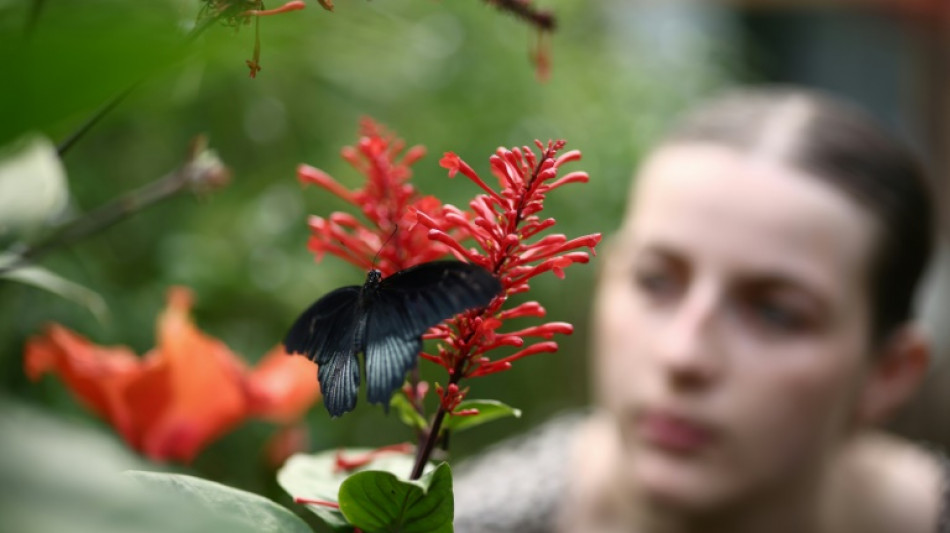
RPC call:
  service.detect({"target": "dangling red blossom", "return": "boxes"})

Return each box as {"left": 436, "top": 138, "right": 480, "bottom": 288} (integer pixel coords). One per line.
{"left": 198, "top": 0, "right": 307, "bottom": 78}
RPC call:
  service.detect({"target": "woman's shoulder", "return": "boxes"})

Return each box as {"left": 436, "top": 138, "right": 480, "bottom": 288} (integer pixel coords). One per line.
{"left": 833, "top": 431, "right": 948, "bottom": 533}
{"left": 452, "top": 411, "right": 587, "bottom": 533}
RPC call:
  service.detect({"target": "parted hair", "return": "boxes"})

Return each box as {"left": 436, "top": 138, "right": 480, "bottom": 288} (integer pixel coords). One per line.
{"left": 660, "top": 87, "right": 935, "bottom": 345}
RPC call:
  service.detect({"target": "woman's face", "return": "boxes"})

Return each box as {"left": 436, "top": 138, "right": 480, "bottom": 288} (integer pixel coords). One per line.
{"left": 594, "top": 144, "right": 879, "bottom": 511}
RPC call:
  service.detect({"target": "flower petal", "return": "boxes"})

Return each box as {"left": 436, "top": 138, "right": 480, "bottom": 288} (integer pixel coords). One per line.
{"left": 246, "top": 345, "right": 321, "bottom": 424}
{"left": 139, "top": 287, "right": 248, "bottom": 463}
{"left": 24, "top": 325, "right": 143, "bottom": 444}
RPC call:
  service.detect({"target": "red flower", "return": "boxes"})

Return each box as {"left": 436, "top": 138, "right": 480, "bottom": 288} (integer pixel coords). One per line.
{"left": 24, "top": 287, "right": 321, "bottom": 463}
{"left": 297, "top": 121, "right": 600, "bottom": 416}
{"left": 416, "top": 141, "right": 600, "bottom": 395}
{"left": 298, "top": 118, "right": 458, "bottom": 275}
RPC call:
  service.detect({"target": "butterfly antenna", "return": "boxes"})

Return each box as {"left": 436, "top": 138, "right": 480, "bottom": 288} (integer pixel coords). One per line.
{"left": 372, "top": 225, "right": 399, "bottom": 269}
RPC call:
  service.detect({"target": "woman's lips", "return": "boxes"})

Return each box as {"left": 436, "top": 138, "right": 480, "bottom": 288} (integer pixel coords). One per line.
{"left": 638, "top": 409, "right": 715, "bottom": 454}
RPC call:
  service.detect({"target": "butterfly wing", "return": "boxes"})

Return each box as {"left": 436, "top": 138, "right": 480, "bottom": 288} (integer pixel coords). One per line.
{"left": 364, "top": 261, "right": 502, "bottom": 406}
{"left": 283, "top": 286, "right": 363, "bottom": 417}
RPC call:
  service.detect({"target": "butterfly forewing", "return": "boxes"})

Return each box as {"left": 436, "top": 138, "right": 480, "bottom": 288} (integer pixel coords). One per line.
{"left": 362, "top": 261, "right": 502, "bottom": 406}
{"left": 376, "top": 261, "right": 503, "bottom": 332}
{"left": 283, "top": 286, "right": 363, "bottom": 417}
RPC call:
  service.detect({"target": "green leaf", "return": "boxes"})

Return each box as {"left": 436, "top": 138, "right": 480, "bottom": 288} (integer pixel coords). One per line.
{"left": 125, "top": 471, "right": 313, "bottom": 533}
{"left": 441, "top": 399, "right": 522, "bottom": 434}
{"left": 389, "top": 393, "right": 427, "bottom": 431}
{"left": 0, "top": 135, "right": 68, "bottom": 240}
{"left": 0, "top": 263, "right": 108, "bottom": 322}
{"left": 277, "top": 447, "right": 427, "bottom": 531}
{"left": 338, "top": 462, "right": 453, "bottom": 533}
{"left": 0, "top": 399, "right": 260, "bottom": 533}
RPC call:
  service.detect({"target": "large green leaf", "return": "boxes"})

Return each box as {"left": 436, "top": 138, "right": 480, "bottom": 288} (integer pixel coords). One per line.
{"left": 126, "top": 471, "right": 313, "bottom": 533}
{"left": 338, "top": 462, "right": 453, "bottom": 533}
{"left": 441, "top": 399, "right": 521, "bottom": 434}
{"left": 0, "top": 399, "right": 246, "bottom": 533}
{"left": 277, "top": 447, "right": 426, "bottom": 531}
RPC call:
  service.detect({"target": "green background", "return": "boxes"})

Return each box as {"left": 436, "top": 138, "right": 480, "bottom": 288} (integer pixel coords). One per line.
{"left": 10, "top": 0, "right": 933, "bottom": 530}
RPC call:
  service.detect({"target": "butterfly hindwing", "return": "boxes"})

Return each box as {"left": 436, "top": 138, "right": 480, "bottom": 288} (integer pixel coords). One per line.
{"left": 364, "top": 297, "right": 423, "bottom": 406}
{"left": 283, "top": 286, "right": 363, "bottom": 417}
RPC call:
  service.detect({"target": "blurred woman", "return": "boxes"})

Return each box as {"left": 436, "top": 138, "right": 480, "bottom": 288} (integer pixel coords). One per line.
{"left": 454, "top": 87, "right": 945, "bottom": 533}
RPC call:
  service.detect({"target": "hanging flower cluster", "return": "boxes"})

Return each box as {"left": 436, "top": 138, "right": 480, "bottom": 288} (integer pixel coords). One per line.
{"left": 197, "top": 0, "right": 310, "bottom": 78}
{"left": 297, "top": 120, "right": 600, "bottom": 417}
{"left": 24, "top": 287, "right": 321, "bottom": 463}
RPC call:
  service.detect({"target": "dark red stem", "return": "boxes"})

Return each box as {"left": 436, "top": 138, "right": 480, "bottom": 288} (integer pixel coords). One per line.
{"left": 485, "top": 0, "right": 556, "bottom": 31}
{"left": 409, "top": 354, "right": 467, "bottom": 480}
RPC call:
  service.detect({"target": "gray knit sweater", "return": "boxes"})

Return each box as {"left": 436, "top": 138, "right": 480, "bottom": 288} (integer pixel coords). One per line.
{"left": 452, "top": 414, "right": 950, "bottom": 533}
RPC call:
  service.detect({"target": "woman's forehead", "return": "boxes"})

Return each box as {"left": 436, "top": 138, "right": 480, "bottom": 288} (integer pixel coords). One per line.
{"left": 623, "top": 144, "right": 878, "bottom": 295}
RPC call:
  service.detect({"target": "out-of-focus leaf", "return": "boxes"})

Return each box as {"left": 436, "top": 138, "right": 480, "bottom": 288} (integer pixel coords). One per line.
{"left": 126, "top": 471, "right": 314, "bottom": 533}
{"left": 338, "top": 462, "right": 453, "bottom": 533}
{"left": 0, "top": 263, "right": 108, "bottom": 322}
{"left": 441, "top": 399, "right": 522, "bottom": 434}
{"left": 277, "top": 447, "right": 427, "bottom": 531}
{"left": 0, "top": 399, "right": 184, "bottom": 533}
{"left": 0, "top": 135, "right": 67, "bottom": 240}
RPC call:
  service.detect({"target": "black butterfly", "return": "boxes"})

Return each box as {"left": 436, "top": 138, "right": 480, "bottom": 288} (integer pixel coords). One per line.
{"left": 284, "top": 261, "right": 502, "bottom": 417}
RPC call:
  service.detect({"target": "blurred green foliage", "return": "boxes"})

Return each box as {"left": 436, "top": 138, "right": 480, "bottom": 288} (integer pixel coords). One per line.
{"left": 0, "top": 0, "right": 735, "bottom": 525}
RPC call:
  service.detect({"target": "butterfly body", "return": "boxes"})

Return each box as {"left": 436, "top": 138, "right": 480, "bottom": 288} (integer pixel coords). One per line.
{"left": 284, "top": 261, "right": 502, "bottom": 417}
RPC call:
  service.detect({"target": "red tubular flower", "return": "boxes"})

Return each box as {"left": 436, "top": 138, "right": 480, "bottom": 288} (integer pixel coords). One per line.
{"left": 417, "top": 140, "right": 601, "bottom": 389}
{"left": 296, "top": 122, "right": 600, "bottom": 418}
{"left": 297, "top": 119, "right": 463, "bottom": 275}
{"left": 24, "top": 287, "right": 322, "bottom": 464}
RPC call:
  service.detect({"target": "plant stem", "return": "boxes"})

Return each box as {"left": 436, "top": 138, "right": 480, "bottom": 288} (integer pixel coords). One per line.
{"left": 57, "top": 84, "right": 137, "bottom": 156}
{"left": 408, "top": 152, "right": 553, "bottom": 479}
{"left": 54, "top": 15, "right": 218, "bottom": 157}
{"left": 25, "top": 0, "right": 46, "bottom": 36}
{"left": 485, "top": 0, "right": 556, "bottom": 31}
{"left": 0, "top": 137, "right": 228, "bottom": 274}
{"left": 409, "top": 355, "right": 467, "bottom": 480}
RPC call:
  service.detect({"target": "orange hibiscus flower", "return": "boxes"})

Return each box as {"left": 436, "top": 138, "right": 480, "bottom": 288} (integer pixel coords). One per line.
{"left": 24, "top": 287, "right": 320, "bottom": 463}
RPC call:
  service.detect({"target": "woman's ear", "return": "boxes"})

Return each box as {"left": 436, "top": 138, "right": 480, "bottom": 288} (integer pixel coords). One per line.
{"left": 856, "top": 325, "right": 931, "bottom": 425}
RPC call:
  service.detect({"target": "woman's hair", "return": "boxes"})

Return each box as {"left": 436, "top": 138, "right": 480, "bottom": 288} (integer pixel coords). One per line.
{"left": 659, "top": 86, "right": 935, "bottom": 345}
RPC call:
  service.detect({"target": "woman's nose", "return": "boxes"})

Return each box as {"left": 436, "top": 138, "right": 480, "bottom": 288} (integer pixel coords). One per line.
{"left": 655, "top": 282, "right": 724, "bottom": 390}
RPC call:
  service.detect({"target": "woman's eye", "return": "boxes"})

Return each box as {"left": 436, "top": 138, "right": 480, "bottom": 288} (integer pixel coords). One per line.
{"left": 744, "top": 299, "right": 809, "bottom": 334}
{"left": 634, "top": 269, "right": 681, "bottom": 300}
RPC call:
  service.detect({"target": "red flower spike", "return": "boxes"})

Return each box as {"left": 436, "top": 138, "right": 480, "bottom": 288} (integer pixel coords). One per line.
{"left": 295, "top": 122, "right": 599, "bottom": 463}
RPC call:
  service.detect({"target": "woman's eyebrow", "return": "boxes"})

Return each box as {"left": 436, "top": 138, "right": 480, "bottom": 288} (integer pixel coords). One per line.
{"left": 735, "top": 273, "right": 831, "bottom": 311}
{"left": 634, "top": 242, "right": 688, "bottom": 263}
